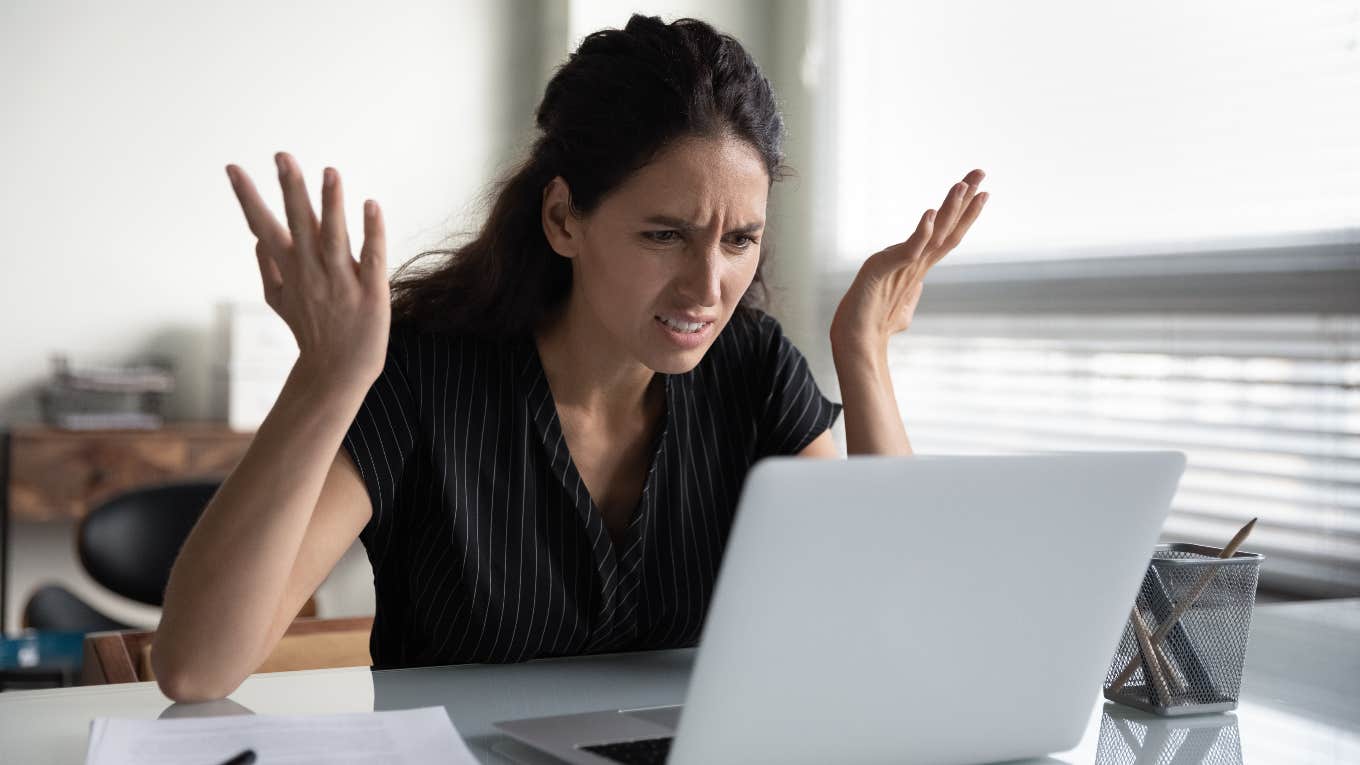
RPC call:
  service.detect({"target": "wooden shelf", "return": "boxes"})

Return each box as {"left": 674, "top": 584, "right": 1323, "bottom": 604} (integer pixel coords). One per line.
{"left": 5, "top": 423, "right": 254, "bottom": 522}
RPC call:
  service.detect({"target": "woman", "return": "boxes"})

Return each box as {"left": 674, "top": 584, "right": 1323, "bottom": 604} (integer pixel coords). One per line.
{"left": 152, "top": 14, "right": 986, "bottom": 702}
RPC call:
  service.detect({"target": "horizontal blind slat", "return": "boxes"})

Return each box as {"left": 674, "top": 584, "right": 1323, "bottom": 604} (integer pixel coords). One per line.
{"left": 877, "top": 311, "right": 1360, "bottom": 596}
{"left": 897, "top": 409, "right": 1360, "bottom": 459}
{"left": 898, "top": 387, "right": 1359, "bottom": 436}
{"left": 912, "top": 432, "right": 1360, "bottom": 484}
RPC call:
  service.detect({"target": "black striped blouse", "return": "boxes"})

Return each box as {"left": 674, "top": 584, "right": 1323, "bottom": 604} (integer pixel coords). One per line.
{"left": 340, "top": 308, "right": 842, "bottom": 670}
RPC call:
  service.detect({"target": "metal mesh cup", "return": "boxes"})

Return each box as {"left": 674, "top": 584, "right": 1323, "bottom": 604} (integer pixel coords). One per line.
{"left": 1103, "top": 543, "right": 1264, "bottom": 716}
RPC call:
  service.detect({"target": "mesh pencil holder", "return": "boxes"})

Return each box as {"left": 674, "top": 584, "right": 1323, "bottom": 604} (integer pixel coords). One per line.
{"left": 1103, "top": 543, "right": 1264, "bottom": 716}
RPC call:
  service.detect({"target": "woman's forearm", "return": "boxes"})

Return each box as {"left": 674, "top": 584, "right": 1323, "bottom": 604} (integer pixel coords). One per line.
{"left": 831, "top": 333, "right": 913, "bottom": 456}
{"left": 825, "top": 171, "right": 988, "bottom": 456}
{"left": 152, "top": 361, "right": 366, "bottom": 699}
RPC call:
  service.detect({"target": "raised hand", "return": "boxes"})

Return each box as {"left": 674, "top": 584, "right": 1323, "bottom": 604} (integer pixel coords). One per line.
{"left": 831, "top": 169, "right": 988, "bottom": 348}
{"left": 225, "top": 152, "right": 391, "bottom": 394}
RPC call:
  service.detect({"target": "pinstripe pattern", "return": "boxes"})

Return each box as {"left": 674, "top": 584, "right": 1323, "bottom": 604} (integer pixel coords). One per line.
{"left": 341, "top": 309, "right": 841, "bottom": 669}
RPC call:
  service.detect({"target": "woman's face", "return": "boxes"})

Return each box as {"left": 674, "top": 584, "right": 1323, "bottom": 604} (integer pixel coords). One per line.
{"left": 544, "top": 134, "right": 769, "bottom": 375}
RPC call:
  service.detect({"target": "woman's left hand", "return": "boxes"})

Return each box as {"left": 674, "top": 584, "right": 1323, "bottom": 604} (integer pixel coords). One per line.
{"left": 831, "top": 169, "right": 988, "bottom": 350}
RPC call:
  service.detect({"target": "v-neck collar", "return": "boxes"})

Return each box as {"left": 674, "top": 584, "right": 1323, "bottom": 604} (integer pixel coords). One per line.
{"left": 518, "top": 335, "right": 673, "bottom": 631}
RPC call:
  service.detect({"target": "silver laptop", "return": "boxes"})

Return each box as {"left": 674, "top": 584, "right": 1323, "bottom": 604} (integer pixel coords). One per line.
{"left": 495, "top": 451, "right": 1186, "bottom": 764}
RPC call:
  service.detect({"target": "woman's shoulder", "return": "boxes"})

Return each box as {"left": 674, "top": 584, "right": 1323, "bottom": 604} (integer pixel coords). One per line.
{"left": 699, "top": 308, "right": 798, "bottom": 383}
{"left": 385, "top": 320, "right": 530, "bottom": 380}
{"left": 714, "top": 307, "right": 791, "bottom": 359}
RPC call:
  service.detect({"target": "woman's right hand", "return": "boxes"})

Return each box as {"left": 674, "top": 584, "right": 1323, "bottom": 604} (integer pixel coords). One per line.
{"left": 226, "top": 152, "right": 390, "bottom": 394}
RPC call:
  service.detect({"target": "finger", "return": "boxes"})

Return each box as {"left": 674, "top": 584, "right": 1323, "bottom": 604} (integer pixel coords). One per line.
{"left": 320, "top": 167, "right": 356, "bottom": 277}
{"left": 254, "top": 243, "right": 284, "bottom": 306}
{"left": 255, "top": 240, "right": 283, "bottom": 286}
{"left": 950, "top": 169, "right": 987, "bottom": 235}
{"left": 877, "top": 208, "right": 936, "bottom": 274}
{"left": 226, "top": 165, "right": 291, "bottom": 251}
{"left": 931, "top": 181, "right": 970, "bottom": 250}
{"left": 930, "top": 191, "right": 988, "bottom": 265}
{"left": 228, "top": 165, "right": 291, "bottom": 282}
{"left": 960, "top": 168, "right": 986, "bottom": 209}
{"left": 276, "top": 152, "right": 324, "bottom": 274}
{"left": 358, "top": 199, "right": 388, "bottom": 292}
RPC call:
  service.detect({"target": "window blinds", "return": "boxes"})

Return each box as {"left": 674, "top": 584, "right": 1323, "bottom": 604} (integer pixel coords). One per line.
{"left": 883, "top": 312, "right": 1360, "bottom": 597}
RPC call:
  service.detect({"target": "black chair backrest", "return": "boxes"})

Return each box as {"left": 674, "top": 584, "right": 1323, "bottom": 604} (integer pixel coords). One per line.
{"left": 77, "top": 480, "right": 220, "bottom": 606}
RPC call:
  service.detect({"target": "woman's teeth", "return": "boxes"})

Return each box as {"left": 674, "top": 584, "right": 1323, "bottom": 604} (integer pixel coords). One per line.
{"left": 658, "top": 316, "right": 707, "bottom": 333}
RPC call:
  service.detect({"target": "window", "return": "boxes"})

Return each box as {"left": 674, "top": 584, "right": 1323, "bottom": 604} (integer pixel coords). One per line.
{"left": 820, "top": 0, "right": 1360, "bottom": 596}
{"left": 828, "top": 0, "right": 1360, "bottom": 264}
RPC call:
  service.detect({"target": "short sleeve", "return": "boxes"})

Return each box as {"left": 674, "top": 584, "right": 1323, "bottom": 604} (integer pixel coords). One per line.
{"left": 751, "top": 312, "right": 843, "bottom": 458}
{"left": 341, "top": 323, "right": 419, "bottom": 561}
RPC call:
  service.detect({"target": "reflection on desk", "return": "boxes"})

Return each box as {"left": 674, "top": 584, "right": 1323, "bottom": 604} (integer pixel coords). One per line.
{"left": 0, "top": 600, "right": 1355, "bottom": 764}
{"left": 1097, "top": 705, "right": 1241, "bottom": 764}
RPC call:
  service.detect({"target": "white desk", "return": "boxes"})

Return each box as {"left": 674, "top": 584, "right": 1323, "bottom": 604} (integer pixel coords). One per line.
{"left": 2, "top": 599, "right": 1356, "bottom": 764}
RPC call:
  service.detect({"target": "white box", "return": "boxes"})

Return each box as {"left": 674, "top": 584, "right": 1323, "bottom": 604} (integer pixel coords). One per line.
{"left": 219, "top": 301, "right": 298, "bottom": 368}
{"left": 219, "top": 363, "right": 292, "bottom": 432}
{"left": 211, "top": 302, "right": 298, "bottom": 431}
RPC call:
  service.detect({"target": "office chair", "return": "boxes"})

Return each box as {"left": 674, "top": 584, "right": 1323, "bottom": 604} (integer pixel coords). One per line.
{"left": 23, "top": 480, "right": 220, "bottom": 632}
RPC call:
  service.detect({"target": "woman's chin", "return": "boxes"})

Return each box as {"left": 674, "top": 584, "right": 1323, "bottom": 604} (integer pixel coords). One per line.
{"left": 641, "top": 343, "right": 712, "bottom": 375}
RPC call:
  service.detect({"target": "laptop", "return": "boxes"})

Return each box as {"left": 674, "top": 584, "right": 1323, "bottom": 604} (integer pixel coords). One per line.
{"left": 494, "top": 451, "right": 1186, "bottom": 764}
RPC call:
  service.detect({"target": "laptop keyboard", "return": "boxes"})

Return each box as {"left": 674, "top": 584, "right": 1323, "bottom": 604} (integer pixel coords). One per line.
{"left": 580, "top": 736, "right": 674, "bottom": 764}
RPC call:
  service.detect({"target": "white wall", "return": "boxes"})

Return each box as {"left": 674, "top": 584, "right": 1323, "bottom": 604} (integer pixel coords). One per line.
{"left": 1, "top": 0, "right": 515, "bottom": 421}
{"left": 0, "top": 0, "right": 526, "bottom": 632}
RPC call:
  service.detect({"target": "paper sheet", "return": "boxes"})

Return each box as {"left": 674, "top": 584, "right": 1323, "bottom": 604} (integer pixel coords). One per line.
{"left": 84, "top": 706, "right": 478, "bottom": 765}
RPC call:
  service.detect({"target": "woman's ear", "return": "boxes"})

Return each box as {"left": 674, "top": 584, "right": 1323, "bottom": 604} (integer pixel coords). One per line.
{"left": 541, "top": 176, "right": 581, "bottom": 259}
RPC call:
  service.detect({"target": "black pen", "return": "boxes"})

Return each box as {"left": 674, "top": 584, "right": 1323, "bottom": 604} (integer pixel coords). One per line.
{"left": 216, "top": 750, "right": 256, "bottom": 765}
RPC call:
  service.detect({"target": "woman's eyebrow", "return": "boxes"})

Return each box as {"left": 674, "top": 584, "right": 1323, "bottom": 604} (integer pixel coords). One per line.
{"left": 642, "top": 214, "right": 764, "bottom": 234}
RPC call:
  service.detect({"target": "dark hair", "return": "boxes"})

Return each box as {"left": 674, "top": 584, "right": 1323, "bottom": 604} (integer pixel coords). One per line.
{"left": 389, "top": 14, "right": 787, "bottom": 336}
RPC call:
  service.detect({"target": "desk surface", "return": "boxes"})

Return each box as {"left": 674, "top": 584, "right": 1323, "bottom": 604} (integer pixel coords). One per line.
{"left": 2, "top": 600, "right": 1356, "bottom": 764}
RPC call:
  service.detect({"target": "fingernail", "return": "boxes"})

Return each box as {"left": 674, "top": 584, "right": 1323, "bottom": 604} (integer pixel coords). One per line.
{"left": 324, "top": 168, "right": 334, "bottom": 188}
{"left": 276, "top": 154, "right": 287, "bottom": 175}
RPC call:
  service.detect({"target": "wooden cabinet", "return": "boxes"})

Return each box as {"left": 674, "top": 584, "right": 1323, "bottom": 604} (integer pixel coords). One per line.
{"left": 1, "top": 423, "right": 256, "bottom": 633}
{"left": 6, "top": 423, "right": 254, "bottom": 522}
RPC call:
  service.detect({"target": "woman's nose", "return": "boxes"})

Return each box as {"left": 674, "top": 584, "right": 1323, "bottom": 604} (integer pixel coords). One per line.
{"left": 676, "top": 245, "right": 723, "bottom": 307}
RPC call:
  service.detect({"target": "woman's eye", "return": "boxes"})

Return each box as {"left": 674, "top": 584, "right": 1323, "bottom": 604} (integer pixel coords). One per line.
{"left": 641, "top": 231, "right": 758, "bottom": 249}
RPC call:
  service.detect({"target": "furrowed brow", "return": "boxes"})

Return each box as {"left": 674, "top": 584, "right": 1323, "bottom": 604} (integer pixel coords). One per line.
{"left": 643, "top": 215, "right": 764, "bottom": 234}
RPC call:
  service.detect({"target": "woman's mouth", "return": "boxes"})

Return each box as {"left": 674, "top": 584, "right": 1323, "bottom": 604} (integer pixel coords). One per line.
{"left": 655, "top": 314, "right": 715, "bottom": 348}
{"left": 657, "top": 315, "right": 708, "bottom": 333}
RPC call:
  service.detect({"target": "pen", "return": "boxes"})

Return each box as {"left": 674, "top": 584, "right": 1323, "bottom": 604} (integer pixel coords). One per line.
{"left": 216, "top": 750, "right": 256, "bottom": 765}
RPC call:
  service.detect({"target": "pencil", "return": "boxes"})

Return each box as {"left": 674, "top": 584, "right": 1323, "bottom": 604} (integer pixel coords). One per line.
{"left": 1107, "top": 517, "right": 1257, "bottom": 695}
{"left": 1130, "top": 605, "right": 1172, "bottom": 705}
